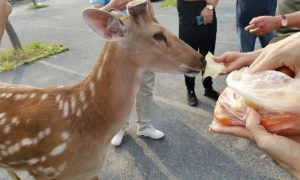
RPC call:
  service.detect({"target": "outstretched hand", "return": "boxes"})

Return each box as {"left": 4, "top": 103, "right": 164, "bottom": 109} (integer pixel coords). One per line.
{"left": 245, "top": 16, "right": 281, "bottom": 36}
{"left": 213, "top": 51, "right": 260, "bottom": 74}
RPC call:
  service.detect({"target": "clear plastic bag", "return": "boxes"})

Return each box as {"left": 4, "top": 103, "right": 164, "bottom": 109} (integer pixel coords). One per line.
{"left": 214, "top": 68, "right": 300, "bottom": 136}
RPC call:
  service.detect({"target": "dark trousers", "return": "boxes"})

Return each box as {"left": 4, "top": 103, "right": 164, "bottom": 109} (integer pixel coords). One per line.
{"left": 177, "top": 0, "right": 217, "bottom": 92}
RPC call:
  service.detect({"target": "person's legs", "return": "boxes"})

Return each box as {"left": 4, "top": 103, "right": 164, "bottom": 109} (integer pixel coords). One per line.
{"left": 0, "top": 0, "right": 12, "bottom": 46}
{"left": 258, "top": 32, "right": 273, "bottom": 48}
{"left": 198, "top": 12, "right": 219, "bottom": 101}
{"left": 179, "top": 24, "right": 199, "bottom": 106}
{"left": 237, "top": 25, "right": 256, "bottom": 52}
{"left": 136, "top": 71, "right": 164, "bottom": 139}
{"left": 110, "top": 121, "right": 129, "bottom": 146}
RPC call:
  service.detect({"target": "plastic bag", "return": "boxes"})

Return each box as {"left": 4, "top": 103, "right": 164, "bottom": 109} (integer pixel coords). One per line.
{"left": 214, "top": 68, "right": 300, "bottom": 136}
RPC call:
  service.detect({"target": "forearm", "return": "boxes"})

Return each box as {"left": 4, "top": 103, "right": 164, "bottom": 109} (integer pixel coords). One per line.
{"left": 254, "top": 135, "right": 300, "bottom": 178}
{"left": 244, "top": 48, "right": 263, "bottom": 65}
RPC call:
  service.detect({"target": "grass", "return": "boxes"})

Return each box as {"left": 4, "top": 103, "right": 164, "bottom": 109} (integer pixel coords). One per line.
{"left": 0, "top": 41, "right": 68, "bottom": 72}
{"left": 31, "top": 3, "right": 49, "bottom": 9}
{"left": 160, "top": 0, "right": 176, "bottom": 7}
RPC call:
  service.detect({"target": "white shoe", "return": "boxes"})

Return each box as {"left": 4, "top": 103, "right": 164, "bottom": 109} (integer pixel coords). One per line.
{"left": 111, "top": 129, "right": 125, "bottom": 146}
{"left": 137, "top": 126, "right": 164, "bottom": 139}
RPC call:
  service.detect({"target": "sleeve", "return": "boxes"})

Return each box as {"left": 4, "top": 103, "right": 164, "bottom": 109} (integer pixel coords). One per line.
{"left": 89, "top": 0, "right": 109, "bottom": 6}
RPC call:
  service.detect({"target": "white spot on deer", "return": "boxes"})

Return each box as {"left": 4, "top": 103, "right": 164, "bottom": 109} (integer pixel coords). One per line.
{"left": 89, "top": 82, "right": 96, "bottom": 97}
{"left": 21, "top": 138, "right": 33, "bottom": 146}
{"left": 1, "top": 151, "right": 8, "bottom": 156}
{"left": 57, "top": 85, "right": 64, "bottom": 88}
{"left": 55, "top": 94, "right": 61, "bottom": 103}
{"left": 38, "top": 131, "right": 45, "bottom": 140}
{"left": 0, "top": 118, "right": 6, "bottom": 125}
{"left": 40, "top": 156, "right": 47, "bottom": 162}
{"left": 26, "top": 119, "right": 31, "bottom": 124}
{"left": 14, "top": 143, "right": 20, "bottom": 152}
{"left": 97, "top": 66, "right": 103, "bottom": 80}
{"left": 37, "top": 166, "right": 43, "bottom": 172}
{"left": 0, "top": 113, "right": 6, "bottom": 119}
{"left": 15, "top": 94, "right": 23, "bottom": 100}
{"left": 63, "top": 102, "right": 69, "bottom": 117}
{"left": 21, "top": 94, "right": 28, "bottom": 99}
{"left": 28, "top": 158, "right": 39, "bottom": 165}
{"left": 57, "top": 163, "right": 66, "bottom": 172}
{"left": 83, "top": 103, "right": 88, "bottom": 110}
{"left": 76, "top": 108, "right": 82, "bottom": 117}
{"left": 58, "top": 100, "right": 63, "bottom": 110}
{"left": 41, "top": 93, "right": 48, "bottom": 100}
{"left": 71, "top": 95, "right": 76, "bottom": 114}
{"left": 4, "top": 125, "right": 10, "bottom": 134}
{"left": 32, "top": 138, "right": 38, "bottom": 145}
{"left": 11, "top": 117, "right": 20, "bottom": 125}
{"left": 7, "top": 145, "right": 16, "bottom": 155}
{"left": 61, "top": 132, "right": 70, "bottom": 140}
{"left": 44, "top": 128, "right": 51, "bottom": 136}
{"left": 30, "top": 93, "right": 36, "bottom": 98}
{"left": 0, "top": 93, "right": 7, "bottom": 98}
{"left": 79, "top": 91, "right": 86, "bottom": 102}
{"left": 0, "top": 144, "right": 5, "bottom": 150}
{"left": 5, "top": 93, "right": 13, "bottom": 98}
{"left": 44, "top": 166, "right": 56, "bottom": 175}
{"left": 50, "top": 143, "right": 66, "bottom": 156}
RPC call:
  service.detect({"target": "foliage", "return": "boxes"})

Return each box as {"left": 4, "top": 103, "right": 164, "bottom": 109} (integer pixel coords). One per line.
{"left": 31, "top": 3, "right": 49, "bottom": 9}
{"left": 160, "top": 0, "right": 176, "bottom": 7}
{"left": 0, "top": 41, "right": 68, "bottom": 72}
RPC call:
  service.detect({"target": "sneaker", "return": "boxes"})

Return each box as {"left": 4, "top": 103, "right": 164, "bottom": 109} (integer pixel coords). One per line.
{"left": 111, "top": 129, "right": 125, "bottom": 146}
{"left": 137, "top": 126, "right": 164, "bottom": 139}
{"left": 204, "top": 88, "right": 220, "bottom": 101}
{"left": 187, "top": 90, "right": 198, "bottom": 106}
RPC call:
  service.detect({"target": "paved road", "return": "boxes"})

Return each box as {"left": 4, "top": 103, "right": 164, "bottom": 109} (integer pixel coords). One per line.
{"left": 0, "top": 0, "right": 293, "bottom": 179}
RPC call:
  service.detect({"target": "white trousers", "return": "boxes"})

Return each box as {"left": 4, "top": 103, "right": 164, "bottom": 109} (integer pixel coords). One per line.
{"left": 121, "top": 71, "right": 155, "bottom": 131}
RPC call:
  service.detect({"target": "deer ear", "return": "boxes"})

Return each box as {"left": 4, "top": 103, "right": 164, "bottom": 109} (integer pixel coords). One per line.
{"left": 82, "top": 9, "right": 126, "bottom": 41}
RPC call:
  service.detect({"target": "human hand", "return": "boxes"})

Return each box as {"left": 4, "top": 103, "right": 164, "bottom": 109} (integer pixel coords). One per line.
{"left": 245, "top": 16, "right": 281, "bottom": 36}
{"left": 249, "top": 32, "right": 300, "bottom": 78}
{"left": 210, "top": 108, "right": 300, "bottom": 178}
{"left": 200, "top": 7, "right": 213, "bottom": 25}
{"left": 212, "top": 51, "right": 260, "bottom": 74}
{"left": 102, "top": 0, "right": 134, "bottom": 11}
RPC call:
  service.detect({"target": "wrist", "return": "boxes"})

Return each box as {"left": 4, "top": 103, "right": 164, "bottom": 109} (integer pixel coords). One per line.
{"left": 274, "top": 15, "right": 284, "bottom": 29}
{"left": 205, "top": 4, "right": 214, "bottom": 10}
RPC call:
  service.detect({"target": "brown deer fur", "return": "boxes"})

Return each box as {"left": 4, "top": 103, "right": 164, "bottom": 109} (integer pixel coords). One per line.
{"left": 0, "top": 0, "right": 204, "bottom": 179}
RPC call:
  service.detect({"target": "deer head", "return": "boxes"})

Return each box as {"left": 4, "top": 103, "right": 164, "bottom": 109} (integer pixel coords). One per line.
{"left": 82, "top": 0, "right": 204, "bottom": 76}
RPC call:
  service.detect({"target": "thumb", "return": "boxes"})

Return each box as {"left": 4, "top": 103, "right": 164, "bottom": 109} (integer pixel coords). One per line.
{"left": 213, "top": 55, "right": 226, "bottom": 63}
{"left": 246, "top": 108, "right": 270, "bottom": 139}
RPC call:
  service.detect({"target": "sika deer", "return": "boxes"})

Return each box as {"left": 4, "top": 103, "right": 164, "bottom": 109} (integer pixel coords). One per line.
{"left": 0, "top": 0, "right": 204, "bottom": 179}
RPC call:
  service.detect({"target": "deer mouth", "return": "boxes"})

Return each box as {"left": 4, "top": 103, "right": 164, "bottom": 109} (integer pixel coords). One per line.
{"left": 179, "top": 65, "right": 201, "bottom": 77}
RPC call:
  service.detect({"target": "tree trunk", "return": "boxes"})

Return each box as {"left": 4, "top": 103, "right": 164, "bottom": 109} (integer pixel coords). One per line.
{"left": 5, "top": 20, "right": 23, "bottom": 52}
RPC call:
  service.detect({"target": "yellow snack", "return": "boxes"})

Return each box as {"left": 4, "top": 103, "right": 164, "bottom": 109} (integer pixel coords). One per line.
{"left": 203, "top": 52, "right": 225, "bottom": 78}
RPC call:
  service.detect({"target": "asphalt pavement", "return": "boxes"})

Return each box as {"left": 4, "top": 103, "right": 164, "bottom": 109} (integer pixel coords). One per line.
{"left": 0, "top": 0, "right": 293, "bottom": 179}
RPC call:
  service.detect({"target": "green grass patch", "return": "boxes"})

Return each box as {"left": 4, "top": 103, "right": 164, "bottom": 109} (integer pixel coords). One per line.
{"left": 160, "top": 0, "right": 176, "bottom": 7}
{"left": 0, "top": 41, "right": 68, "bottom": 72}
{"left": 31, "top": 3, "right": 49, "bottom": 9}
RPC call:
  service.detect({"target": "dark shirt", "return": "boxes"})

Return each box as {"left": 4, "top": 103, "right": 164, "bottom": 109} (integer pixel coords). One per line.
{"left": 236, "top": 0, "right": 277, "bottom": 27}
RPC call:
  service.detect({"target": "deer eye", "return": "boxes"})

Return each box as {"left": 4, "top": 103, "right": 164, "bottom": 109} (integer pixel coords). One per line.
{"left": 153, "top": 32, "right": 167, "bottom": 43}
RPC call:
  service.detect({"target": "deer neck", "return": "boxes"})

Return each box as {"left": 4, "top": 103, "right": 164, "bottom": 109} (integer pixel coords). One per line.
{"left": 79, "top": 42, "right": 142, "bottom": 136}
